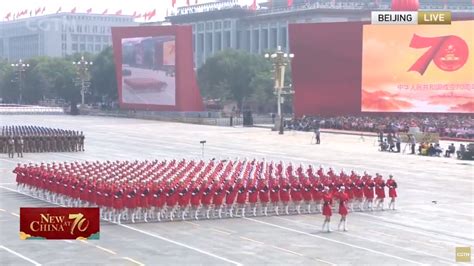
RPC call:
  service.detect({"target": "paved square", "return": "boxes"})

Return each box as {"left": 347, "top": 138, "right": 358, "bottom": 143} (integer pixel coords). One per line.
{"left": 1, "top": 115, "right": 472, "bottom": 265}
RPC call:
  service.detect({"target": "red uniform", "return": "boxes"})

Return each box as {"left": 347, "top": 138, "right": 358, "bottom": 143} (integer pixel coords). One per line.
{"left": 212, "top": 183, "right": 225, "bottom": 206}
{"left": 364, "top": 179, "right": 375, "bottom": 199}
{"left": 322, "top": 193, "right": 333, "bottom": 216}
{"left": 270, "top": 183, "right": 280, "bottom": 203}
{"left": 248, "top": 183, "right": 259, "bottom": 204}
{"left": 236, "top": 183, "right": 247, "bottom": 204}
{"left": 178, "top": 186, "right": 191, "bottom": 207}
{"left": 386, "top": 179, "right": 398, "bottom": 198}
{"left": 354, "top": 179, "right": 364, "bottom": 199}
{"left": 290, "top": 182, "right": 303, "bottom": 202}
{"left": 190, "top": 184, "right": 201, "bottom": 207}
{"left": 201, "top": 184, "right": 214, "bottom": 205}
{"left": 113, "top": 189, "right": 124, "bottom": 210}
{"left": 225, "top": 183, "right": 237, "bottom": 205}
{"left": 338, "top": 192, "right": 349, "bottom": 216}
{"left": 258, "top": 183, "right": 270, "bottom": 203}
{"left": 375, "top": 179, "right": 386, "bottom": 199}
{"left": 279, "top": 182, "right": 291, "bottom": 202}
{"left": 302, "top": 180, "right": 313, "bottom": 201}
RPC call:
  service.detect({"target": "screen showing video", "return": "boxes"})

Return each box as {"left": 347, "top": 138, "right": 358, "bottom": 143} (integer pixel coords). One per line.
{"left": 121, "top": 36, "right": 176, "bottom": 106}
{"left": 361, "top": 21, "right": 473, "bottom": 113}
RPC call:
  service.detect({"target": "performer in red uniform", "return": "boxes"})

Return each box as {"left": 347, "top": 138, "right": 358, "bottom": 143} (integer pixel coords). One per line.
{"left": 386, "top": 175, "right": 398, "bottom": 210}
{"left": 337, "top": 186, "right": 349, "bottom": 231}
{"left": 212, "top": 180, "right": 225, "bottom": 218}
{"left": 201, "top": 180, "right": 214, "bottom": 219}
{"left": 279, "top": 178, "right": 291, "bottom": 215}
{"left": 178, "top": 180, "right": 190, "bottom": 220}
{"left": 301, "top": 177, "right": 313, "bottom": 214}
{"left": 258, "top": 179, "right": 270, "bottom": 216}
{"left": 354, "top": 175, "right": 364, "bottom": 211}
{"left": 375, "top": 174, "right": 386, "bottom": 210}
{"left": 236, "top": 179, "right": 248, "bottom": 217}
{"left": 321, "top": 186, "right": 333, "bottom": 232}
{"left": 364, "top": 175, "right": 375, "bottom": 211}
{"left": 269, "top": 177, "right": 280, "bottom": 215}
{"left": 291, "top": 179, "right": 303, "bottom": 214}
{"left": 247, "top": 180, "right": 259, "bottom": 216}
{"left": 225, "top": 179, "right": 237, "bottom": 217}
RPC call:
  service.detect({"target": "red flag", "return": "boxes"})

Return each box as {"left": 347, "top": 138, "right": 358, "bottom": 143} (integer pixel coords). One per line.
{"left": 148, "top": 9, "right": 156, "bottom": 20}
{"left": 250, "top": 0, "right": 257, "bottom": 10}
{"left": 102, "top": 9, "right": 108, "bottom": 15}
{"left": 288, "top": 0, "right": 293, "bottom": 7}
{"left": 5, "top": 12, "right": 11, "bottom": 20}
{"left": 35, "top": 7, "right": 41, "bottom": 15}
{"left": 56, "top": 7, "right": 62, "bottom": 13}
{"left": 41, "top": 7, "right": 46, "bottom": 13}
{"left": 132, "top": 11, "right": 137, "bottom": 17}
{"left": 115, "top": 10, "right": 122, "bottom": 15}
{"left": 71, "top": 7, "right": 76, "bottom": 13}
{"left": 87, "top": 8, "right": 92, "bottom": 13}
{"left": 22, "top": 9, "right": 28, "bottom": 15}
{"left": 172, "top": 0, "right": 177, "bottom": 8}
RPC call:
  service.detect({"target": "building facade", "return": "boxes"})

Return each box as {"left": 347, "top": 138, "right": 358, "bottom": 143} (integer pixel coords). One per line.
{"left": 168, "top": 0, "right": 473, "bottom": 67}
{"left": 0, "top": 13, "right": 137, "bottom": 60}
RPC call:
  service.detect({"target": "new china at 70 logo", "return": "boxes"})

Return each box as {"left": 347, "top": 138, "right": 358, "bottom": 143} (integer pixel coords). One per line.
{"left": 408, "top": 34, "right": 469, "bottom": 75}
{"left": 20, "top": 208, "right": 100, "bottom": 240}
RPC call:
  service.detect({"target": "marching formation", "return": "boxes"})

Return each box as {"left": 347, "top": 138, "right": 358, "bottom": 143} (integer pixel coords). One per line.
{"left": 14, "top": 158, "right": 398, "bottom": 229}
{"left": 1, "top": 125, "right": 85, "bottom": 158}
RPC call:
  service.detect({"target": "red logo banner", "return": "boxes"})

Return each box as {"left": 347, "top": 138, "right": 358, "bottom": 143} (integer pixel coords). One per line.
{"left": 20, "top": 208, "right": 100, "bottom": 240}
{"left": 409, "top": 34, "right": 469, "bottom": 75}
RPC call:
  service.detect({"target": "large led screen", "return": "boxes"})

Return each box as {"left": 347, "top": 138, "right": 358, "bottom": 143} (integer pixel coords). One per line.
{"left": 361, "top": 21, "right": 474, "bottom": 113}
{"left": 121, "top": 36, "right": 176, "bottom": 106}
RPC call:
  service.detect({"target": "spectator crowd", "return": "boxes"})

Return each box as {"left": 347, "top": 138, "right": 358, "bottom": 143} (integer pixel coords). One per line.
{"left": 285, "top": 114, "right": 474, "bottom": 140}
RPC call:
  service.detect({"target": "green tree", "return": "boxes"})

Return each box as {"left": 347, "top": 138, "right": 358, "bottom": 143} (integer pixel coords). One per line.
{"left": 90, "top": 46, "right": 117, "bottom": 102}
{"left": 198, "top": 50, "right": 273, "bottom": 109}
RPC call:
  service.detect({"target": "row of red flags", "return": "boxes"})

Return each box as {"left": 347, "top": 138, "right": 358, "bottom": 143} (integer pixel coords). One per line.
{"left": 4, "top": 7, "right": 158, "bottom": 21}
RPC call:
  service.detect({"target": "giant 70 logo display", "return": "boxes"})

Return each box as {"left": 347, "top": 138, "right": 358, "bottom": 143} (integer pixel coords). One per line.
{"left": 408, "top": 34, "right": 469, "bottom": 75}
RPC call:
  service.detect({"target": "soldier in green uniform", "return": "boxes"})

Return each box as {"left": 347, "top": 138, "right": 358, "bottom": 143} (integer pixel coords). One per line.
{"left": 7, "top": 136, "right": 15, "bottom": 158}
{"left": 15, "top": 136, "right": 24, "bottom": 158}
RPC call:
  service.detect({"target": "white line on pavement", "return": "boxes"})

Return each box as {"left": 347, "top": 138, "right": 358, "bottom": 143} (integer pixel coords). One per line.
{"left": 0, "top": 245, "right": 41, "bottom": 266}
{"left": 118, "top": 223, "right": 242, "bottom": 266}
{"left": 95, "top": 245, "right": 117, "bottom": 255}
{"left": 271, "top": 245, "right": 303, "bottom": 256}
{"left": 274, "top": 216, "right": 453, "bottom": 263}
{"left": 244, "top": 217, "right": 424, "bottom": 265}
{"left": 122, "top": 257, "right": 145, "bottom": 266}
{"left": 239, "top": 236, "right": 264, "bottom": 245}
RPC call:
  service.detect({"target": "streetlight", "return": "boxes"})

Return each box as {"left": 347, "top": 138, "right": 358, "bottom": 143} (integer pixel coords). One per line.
{"left": 72, "top": 55, "right": 93, "bottom": 106}
{"left": 11, "top": 59, "right": 29, "bottom": 105}
{"left": 265, "top": 46, "right": 294, "bottom": 135}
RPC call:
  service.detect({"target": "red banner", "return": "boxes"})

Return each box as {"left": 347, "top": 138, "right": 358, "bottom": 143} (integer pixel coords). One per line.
{"left": 20, "top": 208, "right": 100, "bottom": 240}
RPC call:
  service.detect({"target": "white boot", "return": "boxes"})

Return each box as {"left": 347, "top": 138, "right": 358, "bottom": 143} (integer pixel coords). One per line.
{"left": 285, "top": 205, "right": 289, "bottom": 215}
{"left": 338, "top": 220, "right": 343, "bottom": 231}
{"left": 343, "top": 220, "right": 348, "bottom": 231}
{"left": 218, "top": 208, "right": 223, "bottom": 219}
{"left": 322, "top": 221, "right": 327, "bottom": 232}
{"left": 241, "top": 207, "right": 245, "bottom": 217}
{"left": 264, "top": 206, "right": 268, "bottom": 216}
{"left": 296, "top": 205, "right": 301, "bottom": 214}
{"left": 307, "top": 204, "right": 311, "bottom": 214}
{"left": 144, "top": 212, "right": 148, "bottom": 223}
{"left": 275, "top": 206, "right": 279, "bottom": 215}
{"left": 327, "top": 221, "right": 332, "bottom": 232}
{"left": 253, "top": 206, "right": 257, "bottom": 216}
